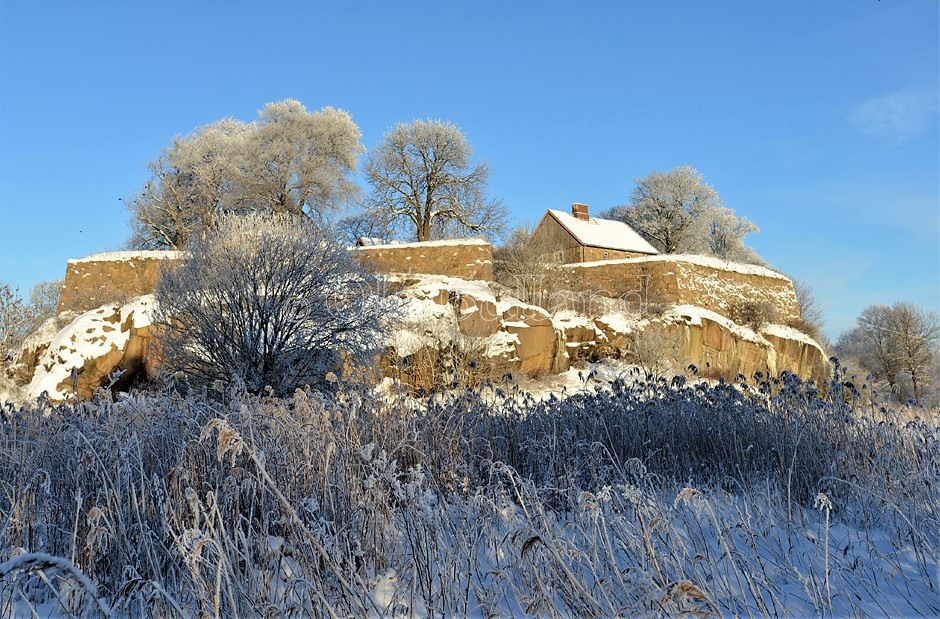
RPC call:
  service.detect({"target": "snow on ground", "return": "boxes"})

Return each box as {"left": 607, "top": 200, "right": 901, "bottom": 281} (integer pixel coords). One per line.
{"left": 561, "top": 253, "right": 791, "bottom": 280}
{"left": 596, "top": 310, "right": 644, "bottom": 336}
{"left": 399, "top": 275, "right": 496, "bottom": 305}
{"left": 551, "top": 309, "right": 597, "bottom": 331}
{"left": 485, "top": 330, "right": 519, "bottom": 358}
{"left": 761, "top": 322, "right": 827, "bottom": 354}
{"left": 665, "top": 303, "right": 767, "bottom": 344}
{"left": 68, "top": 250, "right": 185, "bottom": 264}
{"left": 26, "top": 296, "right": 155, "bottom": 400}
{"left": 389, "top": 295, "right": 457, "bottom": 357}
{"left": 355, "top": 238, "right": 489, "bottom": 249}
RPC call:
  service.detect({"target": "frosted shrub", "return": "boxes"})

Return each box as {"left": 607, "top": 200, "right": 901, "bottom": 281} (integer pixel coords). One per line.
{"left": 727, "top": 299, "right": 778, "bottom": 329}
{"left": 155, "top": 213, "right": 398, "bottom": 396}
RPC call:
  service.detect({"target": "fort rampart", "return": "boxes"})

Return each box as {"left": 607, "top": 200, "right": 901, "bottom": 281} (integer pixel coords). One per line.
{"left": 351, "top": 239, "right": 494, "bottom": 281}
{"left": 57, "top": 251, "right": 185, "bottom": 315}
{"left": 560, "top": 255, "right": 801, "bottom": 324}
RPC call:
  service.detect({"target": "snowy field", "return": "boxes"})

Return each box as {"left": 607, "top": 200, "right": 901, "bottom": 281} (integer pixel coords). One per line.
{"left": 1, "top": 368, "right": 937, "bottom": 617}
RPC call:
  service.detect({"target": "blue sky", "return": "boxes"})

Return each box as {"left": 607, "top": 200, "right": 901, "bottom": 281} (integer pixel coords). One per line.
{"left": 1, "top": 0, "right": 937, "bottom": 340}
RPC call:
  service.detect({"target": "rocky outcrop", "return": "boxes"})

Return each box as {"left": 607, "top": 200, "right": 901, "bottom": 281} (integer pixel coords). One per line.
{"left": 390, "top": 279, "right": 571, "bottom": 382}
{"left": 658, "top": 306, "right": 828, "bottom": 384}
{"left": 18, "top": 269, "right": 828, "bottom": 401}
{"left": 501, "top": 304, "right": 567, "bottom": 375}
{"left": 26, "top": 297, "right": 157, "bottom": 401}
{"left": 389, "top": 278, "right": 828, "bottom": 386}
{"left": 455, "top": 294, "right": 500, "bottom": 338}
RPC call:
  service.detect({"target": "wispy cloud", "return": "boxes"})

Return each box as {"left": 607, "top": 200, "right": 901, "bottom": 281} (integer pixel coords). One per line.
{"left": 848, "top": 89, "right": 938, "bottom": 143}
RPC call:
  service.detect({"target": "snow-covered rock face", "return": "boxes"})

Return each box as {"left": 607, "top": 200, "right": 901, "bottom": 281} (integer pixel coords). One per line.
{"left": 13, "top": 272, "right": 828, "bottom": 402}
{"left": 390, "top": 277, "right": 572, "bottom": 378}
{"left": 388, "top": 276, "right": 828, "bottom": 388}
{"left": 26, "top": 296, "right": 156, "bottom": 401}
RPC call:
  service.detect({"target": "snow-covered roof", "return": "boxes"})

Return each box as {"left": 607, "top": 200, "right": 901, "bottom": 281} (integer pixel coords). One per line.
{"left": 545, "top": 210, "right": 659, "bottom": 255}
{"left": 69, "top": 250, "right": 186, "bottom": 264}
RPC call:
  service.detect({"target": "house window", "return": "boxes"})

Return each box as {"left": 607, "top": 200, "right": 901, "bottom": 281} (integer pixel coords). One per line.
{"left": 603, "top": 251, "right": 609, "bottom": 260}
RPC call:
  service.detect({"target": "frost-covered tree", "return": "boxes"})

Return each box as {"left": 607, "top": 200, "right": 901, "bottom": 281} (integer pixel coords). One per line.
{"left": 0, "top": 279, "right": 64, "bottom": 362}
{"left": 154, "top": 213, "right": 397, "bottom": 395}
{"left": 129, "top": 100, "right": 363, "bottom": 250}
{"left": 784, "top": 278, "right": 829, "bottom": 345}
{"left": 837, "top": 302, "right": 940, "bottom": 403}
{"left": 706, "top": 207, "right": 762, "bottom": 264}
{"left": 229, "top": 101, "right": 363, "bottom": 219}
{"left": 335, "top": 211, "right": 396, "bottom": 246}
{"left": 364, "top": 119, "right": 506, "bottom": 242}
{"left": 129, "top": 118, "right": 248, "bottom": 250}
{"left": 27, "top": 278, "right": 63, "bottom": 320}
{"left": 888, "top": 303, "right": 939, "bottom": 403}
{"left": 0, "top": 283, "right": 32, "bottom": 362}
{"left": 605, "top": 166, "right": 761, "bottom": 262}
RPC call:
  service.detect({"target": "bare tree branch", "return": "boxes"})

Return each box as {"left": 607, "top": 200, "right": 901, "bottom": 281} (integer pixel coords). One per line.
{"left": 364, "top": 120, "right": 506, "bottom": 242}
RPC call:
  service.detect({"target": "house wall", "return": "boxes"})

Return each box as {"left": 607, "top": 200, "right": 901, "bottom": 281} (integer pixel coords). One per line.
{"left": 352, "top": 240, "right": 494, "bottom": 280}
{"left": 530, "top": 215, "right": 581, "bottom": 263}
{"left": 529, "top": 215, "right": 650, "bottom": 264}
{"left": 580, "top": 246, "right": 648, "bottom": 262}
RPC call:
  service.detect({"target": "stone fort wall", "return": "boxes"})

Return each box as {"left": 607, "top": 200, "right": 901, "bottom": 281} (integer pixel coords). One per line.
{"left": 56, "top": 242, "right": 495, "bottom": 316}
{"left": 57, "top": 247, "right": 798, "bottom": 328}
{"left": 57, "top": 251, "right": 185, "bottom": 315}
{"left": 352, "top": 239, "right": 494, "bottom": 281}
{"left": 560, "top": 255, "right": 802, "bottom": 324}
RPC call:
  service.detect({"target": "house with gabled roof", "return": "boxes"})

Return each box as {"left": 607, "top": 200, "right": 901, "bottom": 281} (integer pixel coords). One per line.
{"left": 529, "top": 203, "right": 659, "bottom": 264}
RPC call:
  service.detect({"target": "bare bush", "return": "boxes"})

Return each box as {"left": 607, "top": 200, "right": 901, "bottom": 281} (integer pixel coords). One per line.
{"left": 0, "top": 284, "right": 32, "bottom": 363}
{"left": 154, "top": 213, "right": 398, "bottom": 395}
{"left": 0, "top": 279, "right": 62, "bottom": 365}
{"left": 727, "top": 299, "right": 778, "bottom": 330}
{"left": 627, "top": 324, "right": 687, "bottom": 378}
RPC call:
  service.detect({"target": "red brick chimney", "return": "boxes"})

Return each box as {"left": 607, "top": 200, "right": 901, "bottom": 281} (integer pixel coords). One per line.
{"left": 571, "top": 203, "right": 590, "bottom": 221}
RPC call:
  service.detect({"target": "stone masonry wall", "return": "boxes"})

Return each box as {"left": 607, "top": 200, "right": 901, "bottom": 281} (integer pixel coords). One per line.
{"left": 561, "top": 255, "right": 801, "bottom": 324}
{"left": 353, "top": 240, "right": 493, "bottom": 281}
{"left": 58, "top": 242, "right": 493, "bottom": 318}
{"left": 57, "top": 251, "right": 185, "bottom": 315}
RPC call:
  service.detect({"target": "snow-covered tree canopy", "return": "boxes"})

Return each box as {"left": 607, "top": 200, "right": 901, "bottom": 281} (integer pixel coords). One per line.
{"left": 363, "top": 119, "right": 506, "bottom": 242}
{"left": 837, "top": 302, "right": 940, "bottom": 404}
{"left": 129, "top": 100, "right": 363, "bottom": 250}
{"left": 605, "top": 165, "right": 763, "bottom": 264}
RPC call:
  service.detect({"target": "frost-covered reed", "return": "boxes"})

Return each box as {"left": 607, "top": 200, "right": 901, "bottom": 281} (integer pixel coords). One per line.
{"left": 0, "top": 368, "right": 937, "bottom": 617}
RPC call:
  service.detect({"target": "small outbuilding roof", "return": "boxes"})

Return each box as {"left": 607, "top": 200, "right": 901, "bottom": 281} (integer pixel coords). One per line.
{"left": 543, "top": 209, "right": 659, "bottom": 255}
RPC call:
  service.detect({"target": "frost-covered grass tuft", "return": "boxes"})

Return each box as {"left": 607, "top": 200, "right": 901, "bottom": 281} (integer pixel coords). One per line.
{"left": 0, "top": 370, "right": 937, "bottom": 617}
